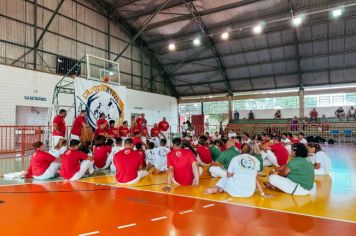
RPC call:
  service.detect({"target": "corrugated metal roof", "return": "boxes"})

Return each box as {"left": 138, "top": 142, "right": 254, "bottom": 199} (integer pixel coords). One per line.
{"left": 96, "top": 0, "right": 356, "bottom": 96}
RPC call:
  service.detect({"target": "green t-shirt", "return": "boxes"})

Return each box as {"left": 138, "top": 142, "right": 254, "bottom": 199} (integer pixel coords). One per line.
{"left": 216, "top": 147, "right": 240, "bottom": 170}
{"left": 287, "top": 157, "right": 315, "bottom": 190}
{"left": 254, "top": 154, "right": 263, "bottom": 172}
{"left": 210, "top": 145, "right": 222, "bottom": 161}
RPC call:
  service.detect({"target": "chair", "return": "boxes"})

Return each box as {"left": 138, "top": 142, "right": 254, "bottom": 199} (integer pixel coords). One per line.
{"left": 343, "top": 130, "right": 352, "bottom": 143}
{"left": 330, "top": 130, "right": 340, "bottom": 143}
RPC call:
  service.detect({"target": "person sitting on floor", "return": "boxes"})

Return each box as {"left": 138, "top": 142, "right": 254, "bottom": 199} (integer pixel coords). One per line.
{"left": 24, "top": 141, "right": 61, "bottom": 180}
{"left": 242, "top": 132, "right": 251, "bottom": 144}
{"left": 307, "top": 143, "right": 332, "bottom": 176}
{"left": 299, "top": 132, "right": 307, "bottom": 145}
{"left": 135, "top": 142, "right": 146, "bottom": 169}
{"left": 204, "top": 143, "right": 269, "bottom": 198}
{"left": 196, "top": 139, "right": 213, "bottom": 166}
{"left": 262, "top": 136, "right": 289, "bottom": 171}
{"left": 113, "top": 138, "right": 148, "bottom": 184}
{"left": 60, "top": 139, "right": 94, "bottom": 181}
{"left": 208, "top": 140, "right": 222, "bottom": 161}
{"left": 151, "top": 139, "right": 170, "bottom": 173}
{"left": 265, "top": 143, "right": 315, "bottom": 195}
{"left": 249, "top": 141, "right": 264, "bottom": 172}
{"left": 209, "top": 140, "right": 240, "bottom": 178}
{"left": 109, "top": 137, "right": 124, "bottom": 172}
{"left": 49, "top": 138, "right": 67, "bottom": 158}
{"left": 93, "top": 135, "right": 112, "bottom": 170}
{"left": 162, "top": 138, "right": 201, "bottom": 191}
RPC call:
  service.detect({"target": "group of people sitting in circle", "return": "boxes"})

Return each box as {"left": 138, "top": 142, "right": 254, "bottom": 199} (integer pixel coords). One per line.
{"left": 8, "top": 107, "right": 332, "bottom": 199}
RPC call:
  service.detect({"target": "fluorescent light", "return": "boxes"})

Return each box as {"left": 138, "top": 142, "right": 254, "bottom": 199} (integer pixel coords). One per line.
{"left": 252, "top": 24, "right": 263, "bottom": 34}
{"left": 221, "top": 32, "right": 229, "bottom": 40}
{"left": 292, "top": 15, "right": 303, "bottom": 27}
{"left": 193, "top": 38, "right": 201, "bottom": 46}
{"left": 168, "top": 43, "right": 176, "bottom": 51}
{"left": 332, "top": 8, "right": 343, "bottom": 18}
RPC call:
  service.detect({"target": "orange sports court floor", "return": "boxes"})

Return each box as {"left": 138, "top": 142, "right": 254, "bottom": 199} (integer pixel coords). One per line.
{"left": 0, "top": 144, "right": 356, "bottom": 235}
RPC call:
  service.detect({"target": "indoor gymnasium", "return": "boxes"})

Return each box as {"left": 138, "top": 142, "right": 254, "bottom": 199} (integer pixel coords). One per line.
{"left": 1, "top": 0, "right": 356, "bottom": 235}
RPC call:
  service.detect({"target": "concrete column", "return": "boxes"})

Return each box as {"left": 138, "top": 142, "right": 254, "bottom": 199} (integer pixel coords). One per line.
{"left": 228, "top": 95, "right": 233, "bottom": 121}
{"left": 299, "top": 88, "right": 305, "bottom": 118}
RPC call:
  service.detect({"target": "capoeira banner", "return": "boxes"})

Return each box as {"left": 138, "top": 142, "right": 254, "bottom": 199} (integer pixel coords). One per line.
{"left": 74, "top": 78, "right": 126, "bottom": 128}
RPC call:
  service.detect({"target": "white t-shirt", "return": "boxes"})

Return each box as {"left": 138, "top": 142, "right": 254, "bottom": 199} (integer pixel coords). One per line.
{"left": 222, "top": 154, "right": 260, "bottom": 197}
{"left": 310, "top": 151, "right": 332, "bottom": 172}
{"left": 49, "top": 146, "right": 67, "bottom": 158}
{"left": 228, "top": 132, "right": 237, "bottom": 138}
{"left": 152, "top": 146, "right": 170, "bottom": 171}
{"left": 300, "top": 138, "right": 307, "bottom": 144}
{"left": 281, "top": 138, "right": 291, "bottom": 143}
{"left": 242, "top": 138, "right": 251, "bottom": 144}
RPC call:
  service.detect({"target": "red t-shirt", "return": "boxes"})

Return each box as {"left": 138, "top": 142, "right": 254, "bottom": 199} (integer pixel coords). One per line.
{"left": 71, "top": 116, "right": 87, "bottom": 136}
{"left": 130, "top": 127, "right": 141, "bottom": 135}
{"left": 219, "top": 145, "right": 226, "bottom": 152}
{"left": 53, "top": 115, "right": 66, "bottom": 136}
{"left": 96, "top": 118, "right": 108, "bottom": 128}
{"left": 235, "top": 142, "right": 242, "bottom": 150}
{"left": 141, "top": 127, "right": 148, "bottom": 137}
{"left": 132, "top": 137, "right": 144, "bottom": 146}
{"left": 136, "top": 117, "right": 147, "bottom": 129}
{"left": 167, "top": 149, "right": 196, "bottom": 185}
{"left": 94, "top": 145, "right": 112, "bottom": 168}
{"left": 150, "top": 127, "right": 160, "bottom": 137}
{"left": 109, "top": 127, "right": 119, "bottom": 138}
{"left": 196, "top": 146, "right": 213, "bottom": 164}
{"left": 113, "top": 148, "right": 143, "bottom": 183}
{"left": 292, "top": 139, "right": 300, "bottom": 144}
{"left": 310, "top": 111, "right": 318, "bottom": 118}
{"left": 158, "top": 121, "right": 169, "bottom": 131}
{"left": 136, "top": 150, "right": 146, "bottom": 168}
{"left": 95, "top": 127, "right": 108, "bottom": 137}
{"left": 271, "top": 143, "right": 289, "bottom": 166}
{"left": 119, "top": 126, "right": 129, "bottom": 137}
{"left": 60, "top": 150, "right": 88, "bottom": 179}
{"left": 26, "top": 150, "right": 56, "bottom": 177}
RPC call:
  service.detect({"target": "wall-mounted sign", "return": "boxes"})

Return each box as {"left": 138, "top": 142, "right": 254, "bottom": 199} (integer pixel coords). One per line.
{"left": 134, "top": 106, "right": 143, "bottom": 110}
{"left": 24, "top": 96, "right": 47, "bottom": 102}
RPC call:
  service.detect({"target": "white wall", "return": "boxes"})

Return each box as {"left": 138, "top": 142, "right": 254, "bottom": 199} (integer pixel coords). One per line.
{"left": 0, "top": 64, "right": 178, "bottom": 130}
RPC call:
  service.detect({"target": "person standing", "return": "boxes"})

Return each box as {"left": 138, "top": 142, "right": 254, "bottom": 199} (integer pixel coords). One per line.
{"left": 310, "top": 108, "right": 318, "bottom": 123}
{"left": 52, "top": 109, "right": 67, "bottom": 147}
{"left": 136, "top": 113, "right": 147, "bottom": 130}
{"left": 248, "top": 110, "right": 255, "bottom": 120}
{"left": 71, "top": 110, "right": 88, "bottom": 141}
{"left": 162, "top": 138, "right": 201, "bottom": 191}
{"left": 234, "top": 110, "right": 239, "bottom": 121}
{"left": 158, "top": 117, "right": 170, "bottom": 140}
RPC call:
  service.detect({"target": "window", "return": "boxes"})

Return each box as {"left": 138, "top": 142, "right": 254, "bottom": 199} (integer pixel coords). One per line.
{"left": 203, "top": 101, "right": 229, "bottom": 114}
{"left": 305, "top": 96, "right": 317, "bottom": 108}
{"left": 305, "top": 93, "right": 356, "bottom": 107}
{"left": 179, "top": 103, "right": 202, "bottom": 115}
{"left": 233, "top": 96, "right": 299, "bottom": 110}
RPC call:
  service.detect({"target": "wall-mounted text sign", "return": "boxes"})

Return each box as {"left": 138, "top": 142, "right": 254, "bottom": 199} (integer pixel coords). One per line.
{"left": 24, "top": 96, "right": 47, "bottom": 102}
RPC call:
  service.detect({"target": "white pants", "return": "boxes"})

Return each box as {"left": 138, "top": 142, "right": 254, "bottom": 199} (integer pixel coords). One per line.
{"left": 70, "top": 160, "right": 95, "bottom": 181}
{"left": 52, "top": 135, "right": 64, "bottom": 148}
{"left": 315, "top": 168, "right": 330, "bottom": 176}
{"left": 269, "top": 174, "right": 313, "bottom": 195}
{"left": 173, "top": 167, "right": 203, "bottom": 185}
{"left": 151, "top": 137, "right": 160, "bottom": 147}
{"left": 261, "top": 150, "right": 280, "bottom": 167}
{"left": 70, "top": 134, "right": 80, "bottom": 141}
{"left": 209, "top": 166, "right": 227, "bottom": 178}
{"left": 117, "top": 170, "right": 148, "bottom": 184}
{"left": 33, "top": 162, "right": 61, "bottom": 180}
{"left": 285, "top": 145, "right": 292, "bottom": 156}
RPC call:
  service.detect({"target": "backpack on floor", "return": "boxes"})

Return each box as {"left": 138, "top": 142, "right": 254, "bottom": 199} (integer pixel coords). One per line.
{"left": 328, "top": 139, "right": 335, "bottom": 144}
{"left": 307, "top": 136, "right": 315, "bottom": 143}
{"left": 314, "top": 136, "right": 322, "bottom": 143}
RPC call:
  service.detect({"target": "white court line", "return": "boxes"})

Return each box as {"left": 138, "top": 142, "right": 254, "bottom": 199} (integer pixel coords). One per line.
{"left": 78, "top": 231, "right": 100, "bottom": 236}
{"left": 202, "top": 204, "right": 215, "bottom": 208}
{"left": 117, "top": 223, "right": 137, "bottom": 229}
{"left": 223, "top": 198, "right": 233, "bottom": 202}
{"left": 151, "top": 216, "right": 168, "bottom": 222}
{"left": 179, "top": 209, "right": 193, "bottom": 215}
{"left": 121, "top": 187, "right": 356, "bottom": 224}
